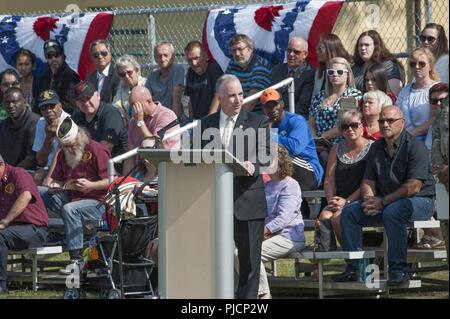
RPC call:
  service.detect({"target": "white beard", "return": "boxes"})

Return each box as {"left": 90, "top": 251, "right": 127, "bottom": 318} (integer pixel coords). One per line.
{"left": 63, "top": 137, "right": 88, "bottom": 168}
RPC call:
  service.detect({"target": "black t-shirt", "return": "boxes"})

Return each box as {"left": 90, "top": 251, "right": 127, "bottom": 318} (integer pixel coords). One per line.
{"left": 352, "top": 60, "right": 404, "bottom": 92}
{"left": 185, "top": 62, "right": 223, "bottom": 119}
{"left": 71, "top": 102, "right": 128, "bottom": 158}
{"left": 364, "top": 130, "right": 435, "bottom": 197}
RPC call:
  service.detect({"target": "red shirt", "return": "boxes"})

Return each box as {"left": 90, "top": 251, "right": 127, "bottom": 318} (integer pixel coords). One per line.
{"left": 0, "top": 164, "right": 48, "bottom": 226}
{"left": 51, "top": 140, "right": 111, "bottom": 201}
{"left": 363, "top": 124, "right": 383, "bottom": 141}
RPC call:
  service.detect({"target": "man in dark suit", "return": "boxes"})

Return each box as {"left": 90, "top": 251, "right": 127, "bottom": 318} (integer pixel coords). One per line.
{"left": 271, "top": 36, "right": 315, "bottom": 120}
{"left": 85, "top": 40, "right": 120, "bottom": 104}
{"left": 199, "top": 74, "right": 270, "bottom": 299}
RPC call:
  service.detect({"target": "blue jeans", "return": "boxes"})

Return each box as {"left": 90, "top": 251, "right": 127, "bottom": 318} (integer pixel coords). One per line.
{"left": 39, "top": 187, "right": 104, "bottom": 251}
{"left": 341, "top": 197, "right": 434, "bottom": 274}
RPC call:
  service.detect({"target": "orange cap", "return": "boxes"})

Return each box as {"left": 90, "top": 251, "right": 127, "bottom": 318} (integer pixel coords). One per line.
{"left": 260, "top": 88, "right": 281, "bottom": 105}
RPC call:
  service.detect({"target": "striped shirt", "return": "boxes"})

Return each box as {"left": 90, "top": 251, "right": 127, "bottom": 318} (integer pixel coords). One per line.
{"left": 226, "top": 53, "right": 272, "bottom": 113}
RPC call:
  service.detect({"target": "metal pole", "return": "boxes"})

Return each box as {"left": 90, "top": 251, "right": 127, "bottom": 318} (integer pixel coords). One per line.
{"left": 242, "top": 77, "right": 294, "bottom": 107}
{"left": 288, "top": 77, "right": 295, "bottom": 113}
{"left": 214, "top": 164, "right": 234, "bottom": 298}
{"left": 414, "top": 0, "right": 422, "bottom": 47}
{"left": 424, "top": 0, "right": 433, "bottom": 24}
{"left": 107, "top": 148, "right": 139, "bottom": 183}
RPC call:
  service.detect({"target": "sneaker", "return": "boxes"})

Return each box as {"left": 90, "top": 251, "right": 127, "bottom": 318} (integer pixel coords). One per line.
{"left": 415, "top": 235, "right": 445, "bottom": 249}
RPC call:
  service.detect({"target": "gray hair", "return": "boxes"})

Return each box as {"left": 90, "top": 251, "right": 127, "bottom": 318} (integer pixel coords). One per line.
{"left": 338, "top": 110, "right": 363, "bottom": 129}
{"left": 89, "top": 39, "right": 110, "bottom": 53}
{"left": 216, "top": 74, "right": 240, "bottom": 96}
{"left": 363, "top": 90, "right": 393, "bottom": 107}
{"left": 115, "top": 54, "right": 141, "bottom": 74}
{"left": 229, "top": 34, "right": 254, "bottom": 51}
{"left": 154, "top": 41, "right": 175, "bottom": 58}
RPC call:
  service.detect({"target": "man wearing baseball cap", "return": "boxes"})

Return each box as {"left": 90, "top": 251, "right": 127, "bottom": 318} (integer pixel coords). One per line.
{"left": 32, "top": 89, "right": 70, "bottom": 185}
{"left": 0, "top": 153, "right": 48, "bottom": 294}
{"left": 260, "top": 88, "right": 323, "bottom": 197}
{"left": 32, "top": 39, "right": 80, "bottom": 115}
{"left": 39, "top": 117, "right": 110, "bottom": 266}
{"left": 71, "top": 81, "right": 128, "bottom": 167}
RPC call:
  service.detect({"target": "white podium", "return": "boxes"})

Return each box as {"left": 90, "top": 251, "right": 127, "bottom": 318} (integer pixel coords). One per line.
{"left": 138, "top": 149, "right": 248, "bottom": 299}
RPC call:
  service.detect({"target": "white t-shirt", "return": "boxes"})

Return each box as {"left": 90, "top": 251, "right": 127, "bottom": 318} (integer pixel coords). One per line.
{"left": 32, "top": 110, "right": 69, "bottom": 167}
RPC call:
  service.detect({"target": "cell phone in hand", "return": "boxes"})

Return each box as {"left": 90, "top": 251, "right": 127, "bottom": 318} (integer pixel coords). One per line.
{"left": 340, "top": 97, "right": 358, "bottom": 110}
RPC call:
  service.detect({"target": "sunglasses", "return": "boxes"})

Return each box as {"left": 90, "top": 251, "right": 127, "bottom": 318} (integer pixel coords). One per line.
{"left": 46, "top": 53, "right": 61, "bottom": 59}
{"left": 327, "top": 69, "right": 348, "bottom": 76}
{"left": 1, "top": 81, "right": 20, "bottom": 89}
{"left": 409, "top": 61, "right": 427, "bottom": 68}
{"left": 378, "top": 118, "right": 403, "bottom": 125}
{"left": 287, "top": 48, "right": 305, "bottom": 55}
{"left": 340, "top": 122, "right": 361, "bottom": 131}
{"left": 118, "top": 70, "right": 134, "bottom": 78}
{"left": 92, "top": 51, "right": 108, "bottom": 59}
{"left": 39, "top": 104, "right": 57, "bottom": 111}
{"left": 419, "top": 35, "right": 436, "bottom": 43}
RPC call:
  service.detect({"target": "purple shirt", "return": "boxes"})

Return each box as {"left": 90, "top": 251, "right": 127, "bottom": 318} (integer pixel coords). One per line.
{"left": 51, "top": 140, "right": 111, "bottom": 202}
{"left": 264, "top": 176, "right": 304, "bottom": 242}
{"left": 0, "top": 164, "right": 48, "bottom": 226}
{"left": 128, "top": 102, "right": 180, "bottom": 150}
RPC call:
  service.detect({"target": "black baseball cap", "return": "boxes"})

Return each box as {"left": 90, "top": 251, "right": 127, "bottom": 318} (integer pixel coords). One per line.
{"left": 44, "top": 39, "right": 63, "bottom": 56}
{"left": 74, "top": 81, "right": 96, "bottom": 100}
{"left": 38, "top": 89, "right": 60, "bottom": 108}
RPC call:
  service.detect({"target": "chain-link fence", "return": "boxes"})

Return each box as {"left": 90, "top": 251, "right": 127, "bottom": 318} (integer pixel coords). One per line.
{"left": 9, "top": 0, "right": 450, "bottom": 81}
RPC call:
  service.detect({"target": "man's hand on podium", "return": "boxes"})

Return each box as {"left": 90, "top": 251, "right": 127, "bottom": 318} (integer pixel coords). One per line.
{"left": 243, "top": 161, "right": 255, "bottom": 176}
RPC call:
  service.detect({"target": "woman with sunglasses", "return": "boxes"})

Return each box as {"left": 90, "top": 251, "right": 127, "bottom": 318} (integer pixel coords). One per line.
{"left": 319, "top": 110, "right": 373, "bottom": 245}
{"left": 352, "top": 30, "right": 404, "bottom": 96}
{"left": 420, "top": 23, "right": 449, "bottom": 84}
{"left": 112, "top": 54, "right": 147, "bottom": 121}
{"left": 312, "top": 33, "right": 353, "bottom": 102}
{"left": 396, "top": 48, "right": 439, "bottom": 146}
{"left": 310, "top": 57, "right": 361, "bottom": 166}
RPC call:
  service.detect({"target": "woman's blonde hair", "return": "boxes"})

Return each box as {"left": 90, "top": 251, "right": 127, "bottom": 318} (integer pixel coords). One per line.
{"left": 363, "top": 90, "right": 393, "bottom": 108}
{"left": 325, "top": 57, "right": 356, "bottom": 96}
{"left": 410, "top": 47, "right": 439, "bottom": 81}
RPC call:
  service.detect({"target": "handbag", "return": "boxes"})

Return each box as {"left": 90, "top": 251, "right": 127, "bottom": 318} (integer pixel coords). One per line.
{"left": 314, "top": 218, "right": 337, "bottom": 252}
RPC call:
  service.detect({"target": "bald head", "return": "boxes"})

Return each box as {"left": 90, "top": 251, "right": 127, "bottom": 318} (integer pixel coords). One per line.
{"left": 129, "top": 86, "right": 157, "bottom": 116}
{"left": 381, "top": 105, "right": 403, "bottom": 118}
{"left": 287, "top": 36, "right": 309, "bottom": 68}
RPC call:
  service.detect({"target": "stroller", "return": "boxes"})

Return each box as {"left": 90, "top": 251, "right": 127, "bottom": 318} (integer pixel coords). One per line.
{"left": 63, "top": 177, "right": 158, "bottom": 299}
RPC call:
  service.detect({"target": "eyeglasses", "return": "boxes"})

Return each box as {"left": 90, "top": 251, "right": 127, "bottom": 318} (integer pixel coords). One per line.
{"left": 409, "top": 61, "right": 427, "bottom": 68}
{"left": 287, "top": 48, "right": 305, "bottom": 55}
{"left": 419, "top": 35, "right": 436, "bottom": 44}
{"left": 327, "top": 69, "right": 348, "bottom": 76}
{"left": 430, "top": 97, "right": 446, "bottom": 105}
{"left": 340, "top": 122, "right": 361, "bottom": 131}
{"left": 118, "top": 70, "right": 134, "bottom": 78}
{"left": 1, "top": 81, "right": 20, "bottom": 89}
{"left": 378, "top": 118, "right": 403, "bottom": 125}
{"left": 39, "top": 104, "right": 57, "bottom": 111}
{"left": 92, "top": 51, "right": 109, "bottom": 59}
{"left": 46, "top": 53, "right": 61, "bottom": 60}
{"left": 231, "top": 45, "right": 249, "bottom": 54}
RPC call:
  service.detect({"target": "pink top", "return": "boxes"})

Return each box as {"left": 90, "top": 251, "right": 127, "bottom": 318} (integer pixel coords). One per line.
{"left": 128, "top": 102, "right": 180, "bottom": 150}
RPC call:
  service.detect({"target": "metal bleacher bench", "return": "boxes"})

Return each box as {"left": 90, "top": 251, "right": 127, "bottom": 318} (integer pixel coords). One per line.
{"left": 7, "top": 218, "right": 66, "bottom": 291}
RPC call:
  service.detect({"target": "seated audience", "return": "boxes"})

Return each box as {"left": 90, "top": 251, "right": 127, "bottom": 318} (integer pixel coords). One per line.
{"left": 39, "top": 118, "right": 110, "bottom": 265}
{"left": 319, "top": 110, "right": 373, "bottom": 244}
{"left": 259, "top": 145, "right": 305, "bottom": 299}
{"left": 0, "top": 87, "right": 39, "bottom": 169}
{"left": 0, "top": 153, "right": 48, "bottom": 295}
{"left": 112, "top": 54, "right": 147, "bottom": 121}
{"left": 362, "top": 63, "right": 397, "bottom": 103}
{"left": 333, "top": 106, "right": 435, "bottom": 286}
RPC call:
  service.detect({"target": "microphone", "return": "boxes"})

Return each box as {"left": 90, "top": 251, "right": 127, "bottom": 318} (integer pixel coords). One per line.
{"left": 157, "top": 118, "right": 180, "bottom": 141}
